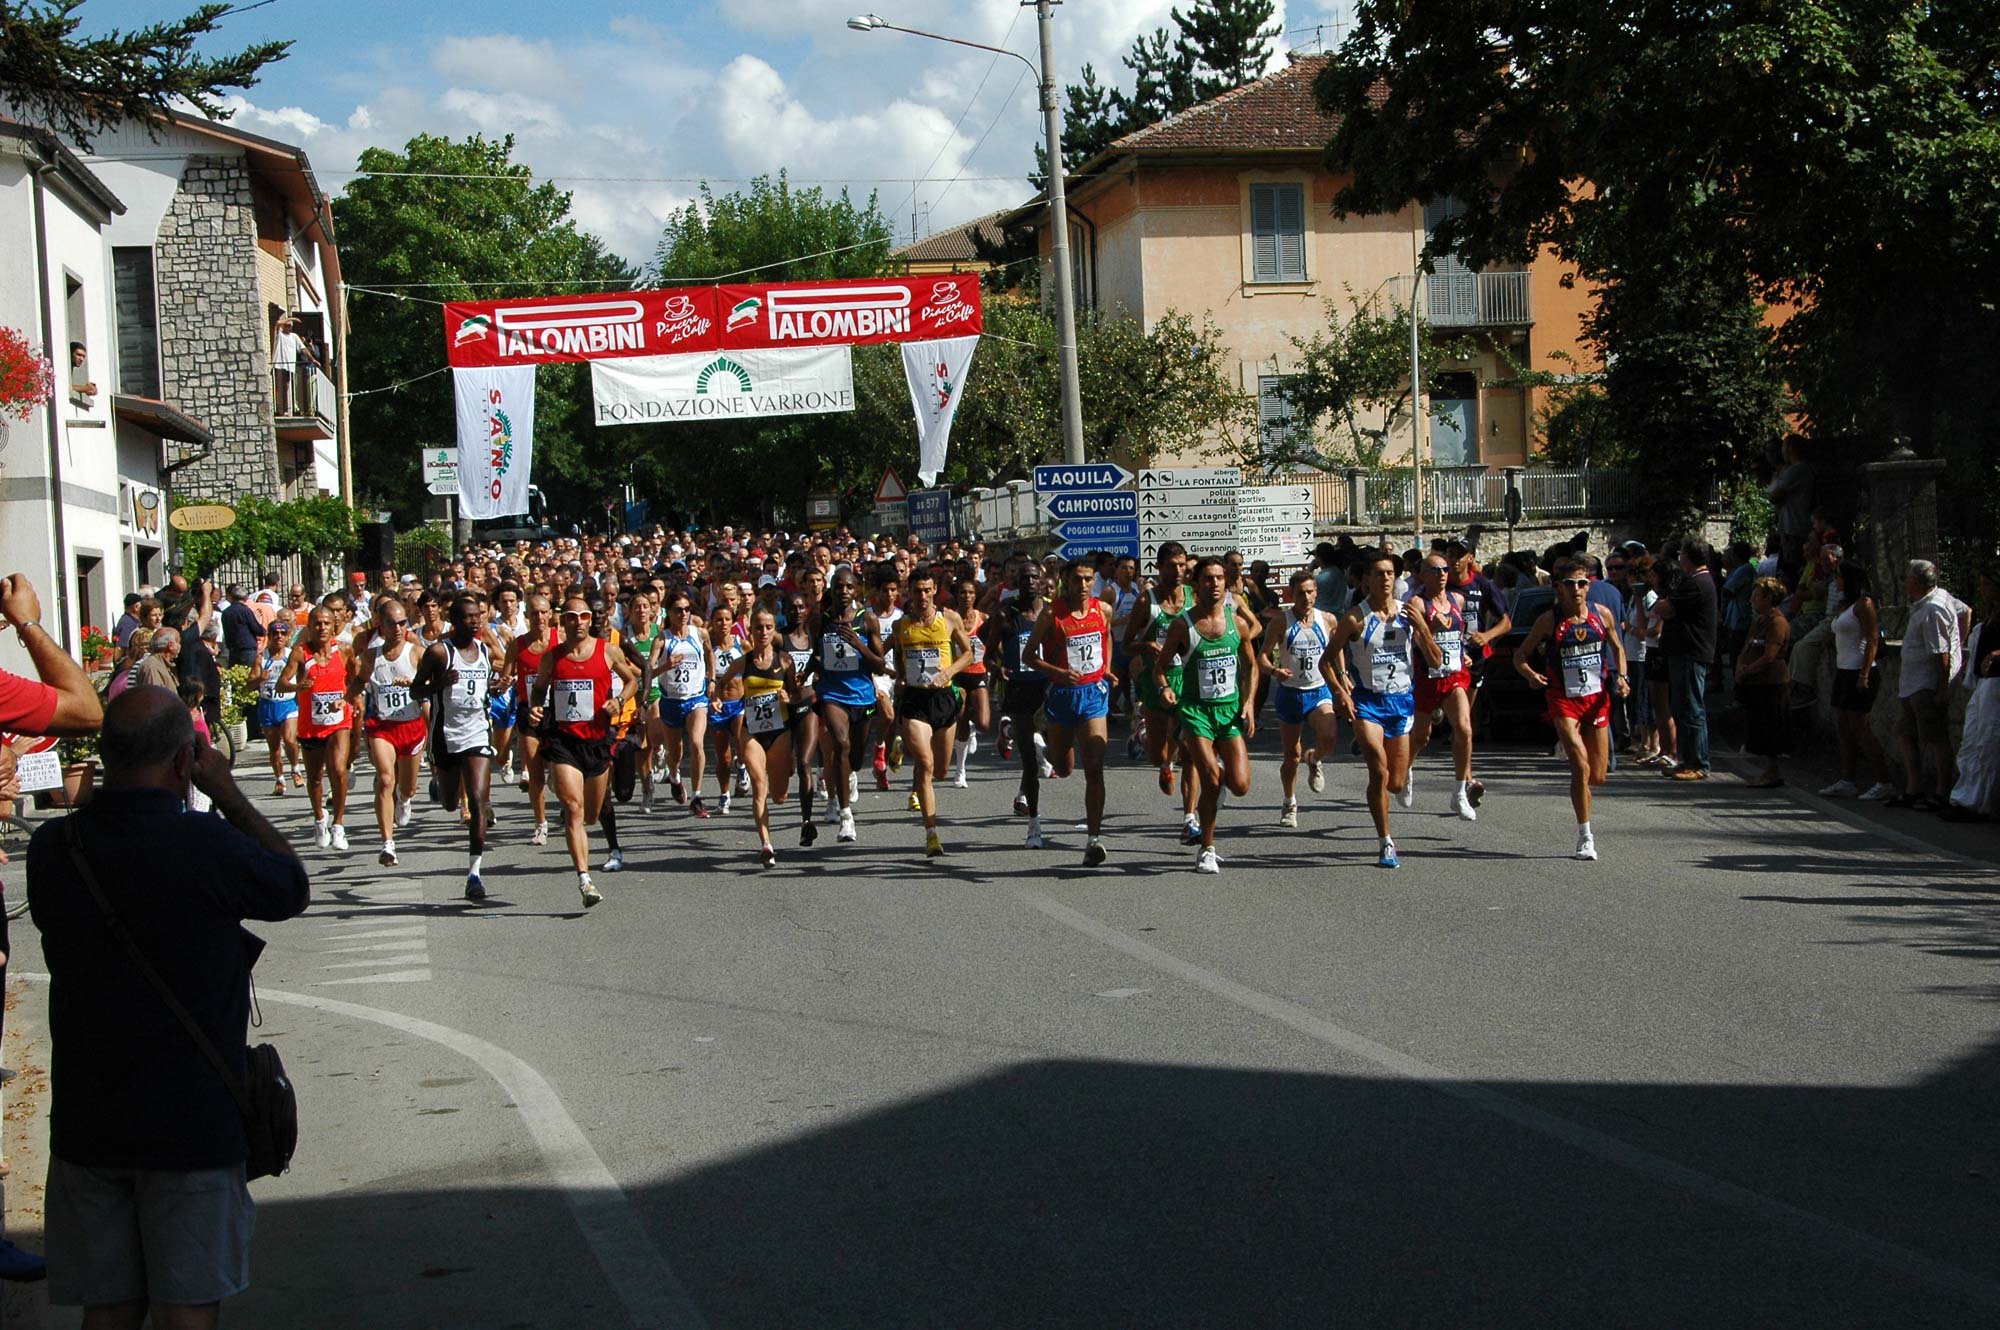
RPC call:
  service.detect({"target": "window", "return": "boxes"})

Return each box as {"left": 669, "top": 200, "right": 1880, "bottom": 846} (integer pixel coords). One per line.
{"left": 113, "top": 247, "right": 160, "bottom": 397}
{"left": 1249, "top": 183, "right": 1306, "bottom": 282}
{"left": 64, "top": 271, "right": 94, "bottom": 406}
{"left": 1258, "top": 375, "right": 1307, "bottom": 456}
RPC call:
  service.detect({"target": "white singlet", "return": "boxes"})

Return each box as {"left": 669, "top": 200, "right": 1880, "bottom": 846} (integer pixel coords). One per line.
{"left": 1279, "top": 607, "right": 1329, "bottom": 690}
{"left": 367, "top": 641, "right": 422, "bottom": 722}
{"left": 437, "top": 640, "right": 493, "bottom": 754}
{"left": 1348, "top": 605, "right": 1415, "bottom": 697}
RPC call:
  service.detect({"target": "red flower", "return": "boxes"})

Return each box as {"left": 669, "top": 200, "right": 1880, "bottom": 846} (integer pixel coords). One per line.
{"left": 0, "top": 326, "right": 55, "bottom": 423}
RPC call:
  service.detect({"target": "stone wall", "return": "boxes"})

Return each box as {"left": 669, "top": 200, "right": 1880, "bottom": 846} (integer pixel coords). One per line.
{"left": 156, "top": 154, "right": 277, "bottom": 500}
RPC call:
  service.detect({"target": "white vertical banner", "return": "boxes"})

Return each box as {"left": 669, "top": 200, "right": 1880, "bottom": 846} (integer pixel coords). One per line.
{"left": 900, "top": 334, "right": 979, "bottom": 488}
{"left": 454, "top": 365, "right": 536, "bottom": 519}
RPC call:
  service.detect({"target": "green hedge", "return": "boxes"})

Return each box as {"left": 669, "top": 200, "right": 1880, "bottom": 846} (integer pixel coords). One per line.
{"left": 175, "top": 495, "right": 357, "bottom": 576}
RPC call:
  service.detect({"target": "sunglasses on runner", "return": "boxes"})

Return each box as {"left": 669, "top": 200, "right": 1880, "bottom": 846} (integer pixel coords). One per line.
{"left": 1558, "top": 577, "right": 1591, "bottom": 588}
{"left": 560, "top": 609, "right": 592, "bottom": 621}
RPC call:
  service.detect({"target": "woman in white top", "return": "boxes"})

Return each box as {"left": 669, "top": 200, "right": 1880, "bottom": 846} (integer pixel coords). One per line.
{"left": 1944, "top": 569, "right": 2000, "bottom": 819}
{"left": 1819, "top": 560, "right": 1896, "bottom": 800}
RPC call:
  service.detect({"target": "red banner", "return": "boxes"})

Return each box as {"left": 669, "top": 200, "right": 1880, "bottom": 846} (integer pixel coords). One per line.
{"left": 443, "top": 274, "right": 981, "bottom": 368}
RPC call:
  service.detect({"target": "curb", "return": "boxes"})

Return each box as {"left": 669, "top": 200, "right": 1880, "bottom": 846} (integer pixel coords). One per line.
{"left": 2, "top": 977, "right": 50, "bottom": 1329}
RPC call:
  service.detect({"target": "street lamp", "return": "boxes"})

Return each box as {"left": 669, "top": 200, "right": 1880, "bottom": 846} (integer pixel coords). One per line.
{"left": 847, "top": 5, "right": 1087, "bottom": 466}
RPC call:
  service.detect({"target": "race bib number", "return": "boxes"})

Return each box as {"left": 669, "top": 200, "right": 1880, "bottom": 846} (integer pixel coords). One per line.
{"left": 1290, "top": 645, "right": 1322, "bottom": 682}
{"left": 661, "top": 647, "right": 703, "bottom": 699}
{"left": 1367, "top": 647, "right": 1408, "bottom": 695}
{"left": 789, "top": 648, "right": 812, "bottom": 676}
{"left": 1065, "top": 631, "right": 1102, "bottom": 678}
{"left": 375, "top": 684, "right": 411, "bottom": 716}
{"left": 746, "top": 692, "right": 785, "bottom": 734}
{"left": 311, "top": 690, "right": 344, "bottom": 725}
{"left": 904, "top": 647, "right": 941, "bottom": 687}
{"left": 970, "top": 636, "right": 986, "bottom": 665}
{"left": 1433, "top": 630, "right": 1464, "bottom": 677}
{"left": 553, "top": 678, "right": 594, "bottom": 724}
{"left": 1197, "top": 652, "right": 1238, "bottom": 701}
{"left": 1560, "top": 642, "right": 1605, "bottom": 698}
{"left": 821, "top": 633, "right": 857, "bottom": 672}
{"left": 457, "top": 668, "right": 489, "bottom": 707}
{"left": 258, "top": 671, "right": 279, "bottom": 700}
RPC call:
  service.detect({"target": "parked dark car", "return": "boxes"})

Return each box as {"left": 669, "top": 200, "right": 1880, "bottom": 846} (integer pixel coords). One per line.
{"left": 1481, "top": 585, "right": 1555, "bottom": 738}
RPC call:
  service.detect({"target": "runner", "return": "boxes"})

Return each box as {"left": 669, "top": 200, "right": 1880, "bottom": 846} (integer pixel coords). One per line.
{"left": 948, "top": 575, "right": 990, "bottom": 788}
{"left": 279, "top": 605, "right": 354, "bottom": 851}
{"left": 722, "top": 607, "right": 800, "bottom": 866}
{"left": 988, "top": 561, "right": 1050, "bottom": 847}
{"left": 707, "top": 614, "right": 746, "bottom": 815}
{"left": 812, "top": 568, "right": 888, "bottom": 843}
{"left": 782, "top": 591, "right": 822, "bottom": 845}
{"left": 414, "top": 594, "right": 509, "bottom": 900}
{"left": 252, "top": 620, "right": 299, "bottom": 797}
{"left": 1406, "top": 554, "right": 1480, "bottom": 821}
{"left": 649, "top": 593, "right": 713, "bottom": 816}
{"left": 1447, "top": 531, "right": 1511, "bottom": 800}
{"left": 869, "top": 565, "right": 904, "bottom": 789}
{"left": 620, "top": 590, "right": 662, "bottom": 810}
{"left": 352, "top": 599, "right": 426, "bottom": 866}
{"left": 1151, "top": 556, "right": 1259, "bottom": 874}
{"left": 1513, "top": 558, "right": 1631, "bottom": 861}
{"left": 891, "top": 567, "right": 972, "bottom": 857}
{"left": 527, "top": 595, "right": 640, "bottom": 906}
{"left": 1029, "top": 559, "right": 1115, "bottom": 866}
{"left": 487, "top": 593, "right": 523, "bottom": 789}
{"left": 506, "top": 594, "right": 556, "bottom": 843}
{"left": 1124, "top": 541, "right": 1200, "bottom": 841}
{"left": 1328, "top": 551, "right": 1445, "bottom": 868}
{"left": 1262, "top": 569, "right": 1340, "bottom": 828}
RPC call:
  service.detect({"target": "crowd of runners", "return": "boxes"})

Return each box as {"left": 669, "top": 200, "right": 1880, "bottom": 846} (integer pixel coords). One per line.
{"left": 235, "top": 525, "right": 1636, "bottom": 905}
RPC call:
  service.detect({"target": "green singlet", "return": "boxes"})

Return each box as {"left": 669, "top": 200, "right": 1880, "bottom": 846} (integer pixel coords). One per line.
{"left": 1176, "top": 609, "right": 1245, "bottom": 741}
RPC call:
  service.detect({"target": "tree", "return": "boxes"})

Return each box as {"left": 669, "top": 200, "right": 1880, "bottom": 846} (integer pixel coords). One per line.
{"left": 653, "top": 173, "right": 894, "bottom": 285}
{"left": 0, "top": 0, "right": 289, "bottom": 149}
{"left": 1120, "top": 27, "right": 1200, "bottom": 126}
{"left": 332, "top": 133, "right": 636, "bottom": 530}
{"left": 1172, "top": 0, "right": 1281, "bottom": 98}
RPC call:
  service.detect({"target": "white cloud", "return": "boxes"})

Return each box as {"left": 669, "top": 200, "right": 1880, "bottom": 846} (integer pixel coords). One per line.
{"left": 432, "top": 35, "right": 578, "bottom": 98}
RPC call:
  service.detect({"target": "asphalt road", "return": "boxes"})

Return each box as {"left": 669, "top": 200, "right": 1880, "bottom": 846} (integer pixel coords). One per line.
{"left": 10, "top": 721, "right": 2000, "bottom": 1329}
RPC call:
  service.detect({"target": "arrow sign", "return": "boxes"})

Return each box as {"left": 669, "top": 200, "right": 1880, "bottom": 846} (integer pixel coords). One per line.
{"left": 1034, "top": 463, "right": 1134, "bottom": 492}
{"left": 1139, "top": 493, "right": 1235, "bottom": 515}
{"left": 1045, "top": 491, "right": 1137, "bottom": 521}
{"left": 1053, "top": 516, "right": 1141, "bottom": 546}
{"left": 1058, "top": 539, "right": 1138, "bottom": 560}
{"left": 1137, "top": 466, "right": 1241, "bottom": 490}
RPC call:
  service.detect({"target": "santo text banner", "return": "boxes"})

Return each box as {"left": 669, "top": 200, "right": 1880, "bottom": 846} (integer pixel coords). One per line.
{"left": 445, "top": 274, "right": 980, "bottom": 368}
{"left": 591, "top": 346, "right": 855, "bottom": 427}
{"left": 453, "top": 365, "right": 535, "bottom": 520}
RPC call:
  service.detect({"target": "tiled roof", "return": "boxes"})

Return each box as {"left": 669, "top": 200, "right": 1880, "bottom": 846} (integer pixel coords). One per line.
{"left": 893, "top": 208, "right": 1016, "bottom": 263}
{"left": 1110, "top": 53, "right": 1336, "bottom": 154}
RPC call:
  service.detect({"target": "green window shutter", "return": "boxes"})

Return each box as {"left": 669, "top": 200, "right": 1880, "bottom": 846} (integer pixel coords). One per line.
{"left": 1275, "top": 185, "right": 1306, "bottom": 280}
{"left": 1250, "top": 184, "right": 1280, "bottom": 280}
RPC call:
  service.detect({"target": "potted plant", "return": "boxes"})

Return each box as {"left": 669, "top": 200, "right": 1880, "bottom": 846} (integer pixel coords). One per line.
{"left": 219, "top": 663, "right": 255, "bottom": 752}
{"left": 0, "top": 325, "right": 55, "bottom": 426}
{"left": 43, "top": 731, "right": 98, "bottom": 809}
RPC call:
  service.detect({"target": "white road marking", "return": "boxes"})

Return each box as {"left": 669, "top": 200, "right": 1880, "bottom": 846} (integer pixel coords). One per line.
{"left": 313, "top": 969, "right": 433, "bottom": 985}
{"left": 1018, "top": 891, "right": 2000, "bottom": 1311}
{"left": 320, "top": 939, "right": 430, "bottom": 955}
{"left": 316, "top": 926, "right": 428, "bottom": 942}
{"left": 14, "top": 973, "right": 706, "bottom": 1330}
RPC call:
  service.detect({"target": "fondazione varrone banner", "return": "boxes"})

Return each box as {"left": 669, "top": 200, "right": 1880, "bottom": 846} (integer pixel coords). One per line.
{"left": 591, "top": 346, "right": 855, "bottom": 426}
{"left": 443, "top": 274, "right": 982, "bottom": 368}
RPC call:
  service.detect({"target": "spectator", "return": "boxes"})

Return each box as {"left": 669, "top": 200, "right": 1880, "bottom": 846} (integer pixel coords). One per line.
{"left": 1718, "top": 540, "right": 1757, "bottom": 674}
{"left": 1943, "top": 568, "right": 2000, "bottom": 821}
{"left": 1785, "top": 538, "right": 1846, "bottom": 696}
{"left": 106, "top": 629, "right": 154, "bottom": 701}
{"left": 1767, "top": 436, "right": 1815, "bottom": 580}
{"left": 175, "top": 584, "right": 224, "bottom": 734}
{"left": 134, "top": 625, "right": 181, "bottom": 692}
{"left": 1819, "top": 561, "right": 1896, "bottom": 801}
{"left": 1655, "top": 541, "right": 1718, "bottom": 780}
{"left": 1891, "top": 560, "right": 1963, "bottom": 810}
{"left": 219, "top": 585, "right": 261, "bottom": 669}
{"left": 248, "top": 572, "right": 283, "bottom": 630}
{"left": 28, "top": 686, "right": 309, "bottom": 1323}
{"left": 1735, "top": 577, "right": 1792, "bottom": 786}
{"left": 67, "top": 341, "right": 97, "bottom": 403}
{"left": 113, "top": 593, "right": 143, "bottom": 650}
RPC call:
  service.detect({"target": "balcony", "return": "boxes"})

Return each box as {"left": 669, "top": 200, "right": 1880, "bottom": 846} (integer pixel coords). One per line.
{"left": 274, "top": 363, "right": 335, "bottom": 441}
{"left": 1390, "top": 270, "right": 1533, "bottom": 328}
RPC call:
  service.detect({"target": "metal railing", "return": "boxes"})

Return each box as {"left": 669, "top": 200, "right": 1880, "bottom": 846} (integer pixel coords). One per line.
{"left": 272, "top": 363, "right": 335, "bottom": 427}
{"left": 1387, "top": 270, "right": 1533, "bottom": 327}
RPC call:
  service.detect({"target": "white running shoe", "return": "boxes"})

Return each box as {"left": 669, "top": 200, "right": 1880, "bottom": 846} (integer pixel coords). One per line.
{"left": 499, "top": 761, "right": 515, "bottom": 786}
{"left": 1574, "top": 828, "right": 1598, "bottom": 861}
{"left": 1025, "top": 816, "right": 1043, "bottom": 849}
{"left": 847, "top": 771, "right": 860, "bottom": 805}
{"left": 1195, "top": 847, "right": 1221, "bottom": 875}
{"left": 1858, "top": 781, "right": 1897, "bottom": 802}
{"left": 579, "top": 874, "right": 603, "bottom": 908}
{"left": 314, "top": 817, "right": 331, "bottom": 849}
{"left": 530, "top": 822, "right": 549, "bottom": 846}
{"left": 734, "top": 767, "right": 751, "bottom": 796}
{"left": 330, "top": 824, "right": 349, "bottom": 852}
{"left": 1818, "top": 779, "right": 1860, "bottom": 798}
{"left": 379, "top": 842, "right": 397, "bottom": 867}
{"left": 950, "top": 767, "right": 968, "bottom": 789}
{"left": 1395, "top": 773, "right": 1415, "bottom": 809}
{"left": 1181, "top": 816, "right": 1202, "bottom": 844}
{"left": 1451, "top": 788, "right": 1477, "bottom": 821}
{"left": 604, "top": 848, "right": 624, "bottom": 872}
{"left": 823, "top": 795, "right": 843, "bottom": 825}
{"left": 1278, "top": 801, "right": 1299, "bottom": 829}
{"left": 395, "top": 797, "right": 413, "bottom": 829}
{"left": 837, "top": 809, "right": 857, "bottom": 843}
{"left": 1307, "top": 760, "right": 1324, "bottom": 794}
{"left": 719, "top": 792, "right": 733, "bottom": 815}
{"left": 641, "top": 793, "right": 654, "bottom": 814}
{"left": 1013, "top": 792, "right": 1031, "bottom": 816}
{"left": 965, "top": 730, "right": 979, "bottom": 758}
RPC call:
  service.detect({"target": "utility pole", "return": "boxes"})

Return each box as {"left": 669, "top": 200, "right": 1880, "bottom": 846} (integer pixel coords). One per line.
{"left": 1037, "top": 0, "right": 1086, "bottom": 465}
{"left": 1409, "top": 224, "right": 1426, "bottom": 549}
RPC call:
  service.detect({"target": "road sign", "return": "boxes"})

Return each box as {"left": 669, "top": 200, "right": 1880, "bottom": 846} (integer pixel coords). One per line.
{"left": 1045, "top": 491, "right": 1137, "bottom": 521}
{"left": 1236, "top": 484, "right": 1316, "bottom": 563}
{"left": 1136, "top": 466, "right": 1241, "bottom": 490}
{"left": 1033, "top": 462, "right": 1134, "bottom": 493}
{"left": 421, "top": 447, "right": 458, "bottom": 497}
{"left": 807, "top": 491, "right": 841, "bottom": 531}
{"left": 1052, "top": 516, "right": 1141, "bottom": 556}
{"left": 875, "top": 467, "right": 907, "bottom": 504}
{"left": 907, "top": 488, "right": 953, "bottom": 544}
{"left": 1137, "top": 466, "right": 1241, "bottom": 561}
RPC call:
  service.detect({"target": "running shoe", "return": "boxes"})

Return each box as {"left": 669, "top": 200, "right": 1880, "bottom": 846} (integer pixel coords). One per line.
{"left": 801, "top": 820, "right": 818, "bottom": 847}
{"left": 1574, "top": 829, "right": 1598, "bottom": 861}
{"left": 1039, "top": 755, "right": 1055, "bottom": 780}
{"left": 1307, "top": 760, "right": 1324, "bottom": 794}
{"left": 734, "top": 767, "right": 751, "bottom": 796}
{"left": 999, "top": 718, "right": 1014, "bottom": 760}
{"left": 464, "top": 873, "right": 486, "bottom": 902}
{"left": 1377, "top": 840, "right": 1399, "bottom": 869}
{"left": 293, "top": 763, "right": 307, "bottom": 783}
{"left": 965, "top": 731, "right": 979, "bottom": 758}
{"left": 579, "top": 875, "right": 603, "bottom": 908}
{"left": 330, "top": 825, "right": 349, "bottom": 852}
{"left": 1126, "top": 735, "right": 1144, "bottom": 760}
{"left": 925, "top": 829, "right": 944, "bottom": 858}
{"left": 1818, "top": 779, "right": 1860, "bottom": 798}
{"left": 760, "top": 844, "right": 777, "bottom": 868}
{"left": 838, "top": 809, "right": 857, "bottom": 842}
{"left": 428, "top": 775, "right": 440, "bottom": 807}
{"left": 950, "top": 769, "right": 968, "bottom": 789}
{"left": 889, "top": 736, "right": 905, "bottom": 771}
{"left": 1858, "top": 781, "right": 1897, "bottom": 802}
{"left": 1013, "top": 792, "right": 1031, "bottom": 816}
{"left": 824, "top": 795, "right": 843, "bottom": 825}
{"left": 1395, "top": 773, "right": 1415, "bottom": 809}
{"left": 1467, "top": 778, "right": 1485, "bottom": 808}
{"left": 1669, "top": 767, "right": 1708, "bottom": 782}
{"left": 1159, "top": 765, "right": 1175, "bottom": 795}
{"left": 692, "top": 796, "right": 710, "bottom": 818}
{"left": 395, "top": 797, "right": 413, "bottom": 829}
{"left": 1181, "top": 816, "right": 1202, "bottom": 845}
{"left": 1451, "top": 788, "right": 1477, "bottom": 821}
{"left": 719, "top": 792, "right": 733, "bottom": 815}
{"left": 641, "top": 793, "right": 654, "bottom": 814}
{"left": 604, "top": 848, "right": 625, "bottom": 872}
{"left": 847, "top": 771, "right": 860, "bottom": 805}
{"left": 1025, "top": 816, "right": 1043, "bottom": 848}
{"left": 530, "top": 822, "right": 549, "bottom": 846}
{"left": 908, "top": 790, "right": 922, "bottom": 812}
{"left": 272, "top": 780, "right": 287, "bottom": 798}
{"left": 517, "top": 766, "right": 530, "bottom": 790}
{"left": 499, "top": 761, "right": 515, "bottom": 786}
{"left": 314, "top": 818, "right": 331, "bottom": 849}
{"left": 379, "top": 843, "right": 397, "bottom": 867}
{"left": 874, "top": 762, "right": 890, "bottom": 791}
{"left": 669, "top": 774, "right": 686, "bottom": 804}
{"left": 1278, "top": 801, "right": 1299, "bottom": 829}
{"left": 1083, "top": 837, "right": 1108, "bottom": 868}
{"left": 1195, "top": 847, "right": 1221, "bottom": 875}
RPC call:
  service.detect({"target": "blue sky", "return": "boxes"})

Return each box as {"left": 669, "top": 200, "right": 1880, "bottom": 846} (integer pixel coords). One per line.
{"left": 78, "top": 1, "right": 1353, "bottom": 266}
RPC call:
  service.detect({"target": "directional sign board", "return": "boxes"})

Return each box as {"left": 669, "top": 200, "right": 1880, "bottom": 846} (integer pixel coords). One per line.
{"left": 1138, "top": 466, "right": 1241, "bottom": 562}
{"left": 421, "top": 447, "right": 458, "bottom": 497}
{"left": 1033, "top": 463, "right": 1133, "bottom": 493}
{"left": 907, "top": 488, "right": 953, "bottom": 545}
{"left": 1035, "top": 460, "right": 1139, "bottom": 557}
{"left": 1235, "top": 484, "right": 1316, "bottom": 563}
{"left": 1045, "top": 491, "right": 1137, "bottom": 522}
